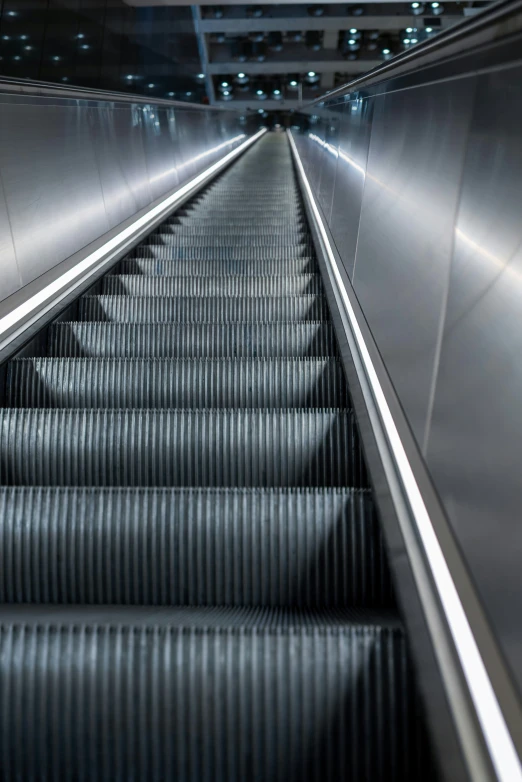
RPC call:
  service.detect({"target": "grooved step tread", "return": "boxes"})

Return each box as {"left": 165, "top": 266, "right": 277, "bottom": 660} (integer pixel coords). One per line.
{"left": 0, "top": 408, "right": 367, "bottom": 487}
{"left": 76, "top": 295, "right": 329, "bottom": 323}
{"left": 7, "top": 358, "right": 349, "bottom": 409}
{"left": 99, "top": 274, "right": 322, "bottom": 296}
{"left": 117, "top": 258, "right": 317, "bottom": 275}
{"left": 0, "top": 487, "right": 391, "bottom": 607}
{"left": 47, "top": 322, "right": 338, "bottom": 358}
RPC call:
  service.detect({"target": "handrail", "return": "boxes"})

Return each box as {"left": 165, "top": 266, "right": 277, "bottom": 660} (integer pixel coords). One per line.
{"left": 0, "top": 75, "right": 228, "bottom": 110}
{"left": 303, "top": 0, "right": 522, "bottom": 106}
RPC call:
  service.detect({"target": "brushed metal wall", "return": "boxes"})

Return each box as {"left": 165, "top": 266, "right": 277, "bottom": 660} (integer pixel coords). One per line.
{"left": 294, "top": 55, "right": 522, "bottom": 697}
{"left": 0, "top": 87, "right": 252, "bottom": 306}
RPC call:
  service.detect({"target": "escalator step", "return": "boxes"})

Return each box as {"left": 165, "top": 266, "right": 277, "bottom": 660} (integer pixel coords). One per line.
{"left": 158, "top": 225, "right": 307, "bottom": 237}
{"left": 0, "top": 487, "right": 391, "bottom": 606}
{"left": 99, "top": 275, "right": 322, "bottom": 296}
{"left": 117, "top": 258, "right": 317, "bottom": 275}
{"left": 171, "top": 216, "right": 307, "bottom": 226}
{"left": 149, "top": 235, "right": 311, "bottom": 248}
{"left": 7, "top": 358, "right": 348, "bottom": 409}
{"left": 0, "top": 409, "right": 367, "bottom": 487}
{"left": 0, "top": 608, "right": 423, "bottom": 782}
{"left": 76, "top": 295, "right": 329, "bottom": 323}
{"left": 134, "top": 246, "right": 312, "bottom": 261}
{"left": 48, "top": 322, "right": 337, "bottom": 358}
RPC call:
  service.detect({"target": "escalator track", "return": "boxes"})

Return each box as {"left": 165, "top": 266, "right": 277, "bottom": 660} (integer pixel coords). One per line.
{"left": 0, "top": 133, "right": 434, "bottom": 780}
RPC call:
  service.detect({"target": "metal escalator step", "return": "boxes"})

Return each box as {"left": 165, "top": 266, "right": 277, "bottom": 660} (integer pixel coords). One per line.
{"left": 132, "top": 246, "right": 313, "bottom": 261}
{"left": 0, "top": 607, "right": 426, "bottom": 781}
{"left": 76, "top": 295, "right": 329, "bottom": 323}
{"left": 0, "top": 487, "right": 391, "bottom": 606}
{"left": 149, "top": 235, "right": 310, "bottom": 248}
{"left": 171, "top": 215, "right": 306, "bottom": 226}
{"left": 7, "top": 358, "right": 348, "bottom": 408}
{"left": 157, "top": 226, "right": 308, "bottom": 238}
{"left": 0, "top": 409, "right": 367, "bottom": 487}
{"left": 99, "top": 275, "right": 322, "bottom": 296}
{"left": 117, "top": 258, "right": 317, "bottom": 275}
{"left": 47, "top": 322, "right": 337, "bottom": 358}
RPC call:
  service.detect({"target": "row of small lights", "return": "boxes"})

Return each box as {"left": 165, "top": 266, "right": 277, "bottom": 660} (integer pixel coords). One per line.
{"left": 219, "top": 70, "right": 318, "bottom": 99}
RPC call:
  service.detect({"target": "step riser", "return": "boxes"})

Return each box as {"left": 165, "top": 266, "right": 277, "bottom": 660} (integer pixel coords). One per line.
{"left": 0, "top": 624, "right": 423, "bottom": 782}
{"left": 0, "top": 410, "right": 367, "bottom": 487}
{"left": 0, "top": 488, "right": 390, "bottom": 606}
{"left": 7, "top": 359, "right": 349, "bottom": 409}
{"left": 48, "top": 323, "right": 337, "bottom": 358}
{"left": 116, "top": 259, "right": 317, "bottom": 275}
{"left": 76, "top": 296, "right": 329, "bottom": 323}
{"left": 99, "top": 276, "right": 322, "bottom": 296}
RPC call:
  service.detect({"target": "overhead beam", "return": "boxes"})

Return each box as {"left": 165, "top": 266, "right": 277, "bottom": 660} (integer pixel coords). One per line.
{"left": 199, "top": 17, "right": 454, "bottom": 33}
{"left": 208, "top": 59, "right": 380, "bottom": 74}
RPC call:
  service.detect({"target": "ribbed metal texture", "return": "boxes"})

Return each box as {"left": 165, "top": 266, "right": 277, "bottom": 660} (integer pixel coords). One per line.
{"left": 0, "top": 409, "right": 367, "bottom": 487}
{"left": 47, "top": 322, "right": 337, "bottom": 358}
{"left": 133, "top": 245, "right": 311, "bottom": 260}
{"left": 0, "top": 487, "right": 391, "bottom": 606}
{"left": 8, "top": 358, "right": 349, "bottom": 409}
{"left": 0, "top": 132, "right": 435, "bottom": 778}
{"left": 0, "top": 614, "right": 430, "bottom": 782}
{"left": 76, "top": 295, "right": 329, "bottom": 323}
{"left": 99, "top": 274, "right": 321, "bottom": 296}
{"left": 117, "top": 258, "right": 316, "bottom": 275}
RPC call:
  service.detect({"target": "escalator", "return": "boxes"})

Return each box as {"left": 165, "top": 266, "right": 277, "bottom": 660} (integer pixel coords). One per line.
{"left": 0, "top": 133, "right": 434, "bottom": 779}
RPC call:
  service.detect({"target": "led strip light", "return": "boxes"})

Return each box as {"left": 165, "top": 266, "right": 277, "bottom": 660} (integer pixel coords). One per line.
{"left": 288, "top": 129, "right": 522, "bottom": 782}
{"left": 0, "top": 127, "right": 267, "bottom": 351}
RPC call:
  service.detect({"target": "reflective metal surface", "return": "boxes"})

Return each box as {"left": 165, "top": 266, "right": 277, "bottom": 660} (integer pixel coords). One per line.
{"left": 292, "top": 16, "right": 522, "bottom": 751}
{"left": 0, "top": 86, "right": 254, "bottom": 306}
{"left": 426, "top": 64, "right": 522, "bottom": 695}
{"left": 330, "top": 97, "right": 373, "bottom": 280}
{"left": 353, "top": 81, "right": 474, "bottom": 443}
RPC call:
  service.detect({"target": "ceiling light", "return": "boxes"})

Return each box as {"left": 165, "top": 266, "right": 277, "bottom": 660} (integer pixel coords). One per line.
{"left": 24, "top": 45, "right": 32, "bottom": 50}
{"left": 308, "top": 71, "right": 316, "bottom": 77}
{"left": 147, "top": 83, "right": 155, "bottom": 88}
{"left": 185, "top": 91, "right": 192, "bottom": 97}
{"left": 6, "top": 11, "right": 17, "bottom": 16}
{"left": 349, "top": 27, "right": 358, "bottom": 34}
{"left": 258, "top": 109, "right": 264, "bottom": 114}
{"left": 62, "top": 77, "right": 68, "bottom": 82}
{"left": 410, "top": 37, "right": 418, "bottom": 43}
{"left": 382, "top": 48, "right": 390, "bottom": 54}
{"left": 52, "top": 56, "right": 61, "bottom": 62}
{"left": 256, "top": 89, "right": 264, "bottom": 95}
{"left": 406, "top": 27, "right": 414, "bottom": 32}
{"left": 237, "top": 73, "right": 245, "bottom": 78}
{"left": 411, "top": 2, "right": 425, "bottom": 14}
{"left": 167, "top": 92, "right": 175, "bottom": 97}
{"left": 403, "top": 38, "right": 411, "bottom": 44}
{"left": 431, "top": 1, "right": 444, "bottom": 13}
{"left": 425, "top": 26, "right": 433, "bottom": 32}
{"left": 80, "top": 44, "right": 89, "bottom": 50}
{"left": 197, "top": 73, "right": 205, "bottom": 79}
{"left": 348, "top": 39, "right": 356, "bottom": 45}
{"left": 289, "top": 80, "right": 298, "bottom": 88}
{"left": 2, "top": 35, "right": 10, "bottom": 40}
{"left": 125, "top": 75, "right": 134, "bottom": 80}
{"left": 76, "top": 33, "right": 85, "bottom": 40}
{"left": 222, "top": 90, "right": 230, "bottom": 96}
{"left": 13, "top": 55, "right": 21, "bottom": 61}
{"left": 221, "top": 81, "right": 229, "bottom": 87}
{"left": 273, "top": 89, "right": 281, "bottom": 95}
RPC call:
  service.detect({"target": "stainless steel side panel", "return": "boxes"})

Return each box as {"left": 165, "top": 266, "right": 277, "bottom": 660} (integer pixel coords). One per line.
{"left": 426, "top": 64, "right": 522, "bottom": 694}
{"left": 0, "top": 91, "right": 250, "bottom": 307}
{"left": 329, "top": 97, "right": 373, "bottom": 280}
{"left": 352, "top": 82, "right": 475, "bottom": 443}
{"left": 0, "top": 101, "right": 109, "bottom": 287}
{"left": 90, "top": 104, "right": 152, "bottom": 228}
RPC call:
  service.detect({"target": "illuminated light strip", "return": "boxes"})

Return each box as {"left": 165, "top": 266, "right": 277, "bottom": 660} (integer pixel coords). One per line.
{"left": 0, "top": 128, "right": 267, "bottom": 348}
{"left": 288, "top": 129, "right": 522, "bottom": 782}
